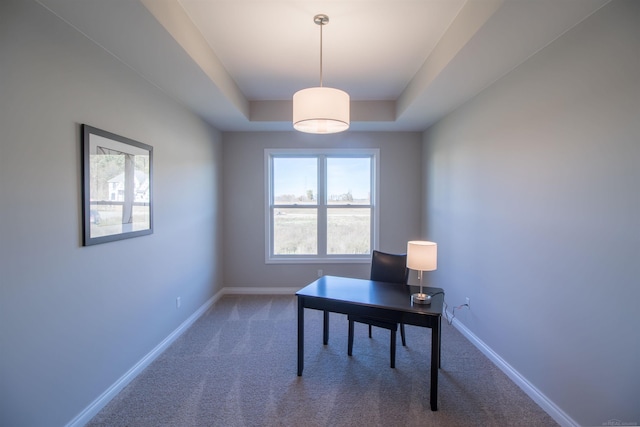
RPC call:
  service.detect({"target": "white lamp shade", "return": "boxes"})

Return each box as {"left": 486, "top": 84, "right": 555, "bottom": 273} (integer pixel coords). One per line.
{"left": 407, "top": 241, "right": 437, "bottom": 271}
{"left": 293, "top": 87, "right": 350, "bottom": 134}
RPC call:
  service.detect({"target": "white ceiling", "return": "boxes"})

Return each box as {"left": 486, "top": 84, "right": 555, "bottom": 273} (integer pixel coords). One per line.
{"left": 36, "top": 0, "right": 610, "bottom": 132}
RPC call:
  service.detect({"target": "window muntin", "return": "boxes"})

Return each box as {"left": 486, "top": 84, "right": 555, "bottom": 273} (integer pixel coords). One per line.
{"left": 266, "top": 149, "right": 378, "bottom": 263}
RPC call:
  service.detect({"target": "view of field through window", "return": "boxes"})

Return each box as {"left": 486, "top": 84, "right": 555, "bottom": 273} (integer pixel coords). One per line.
{"left": 271, "top": 155, "right": 372, "bottom": 256}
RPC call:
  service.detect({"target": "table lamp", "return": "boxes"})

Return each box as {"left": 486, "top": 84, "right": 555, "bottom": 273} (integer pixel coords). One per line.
{"left": 407, "top": 241, "right": 437, "bottom": 304}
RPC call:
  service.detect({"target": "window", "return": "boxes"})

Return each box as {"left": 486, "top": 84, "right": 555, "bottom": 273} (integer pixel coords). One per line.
{"left": 265, "top": 149, "right": 379, "bottom": 263}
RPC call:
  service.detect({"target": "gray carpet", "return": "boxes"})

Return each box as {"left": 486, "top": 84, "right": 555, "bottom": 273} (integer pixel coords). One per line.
{"left": 87, "top": 295, "right": 558, "bottom": 426}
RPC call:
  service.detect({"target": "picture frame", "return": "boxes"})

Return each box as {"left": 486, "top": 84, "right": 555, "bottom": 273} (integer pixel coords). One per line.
{"left": 82, "top": 124, "right": 153, "bottom": 246}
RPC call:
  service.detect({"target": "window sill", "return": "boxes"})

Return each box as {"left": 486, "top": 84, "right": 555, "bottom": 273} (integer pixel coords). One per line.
{"left": 266, "top": 256, "right": 371, "bottom": 264}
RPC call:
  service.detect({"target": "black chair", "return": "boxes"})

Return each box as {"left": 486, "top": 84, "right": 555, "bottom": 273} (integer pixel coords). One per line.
{"left": 347, "top": 250, "right": 409, "bottom": 368}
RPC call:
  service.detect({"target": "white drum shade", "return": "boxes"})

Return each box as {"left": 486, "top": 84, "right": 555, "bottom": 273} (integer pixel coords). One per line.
{"left": 407, "top": 241, "right": 437, "bottom": 271}
{"left": 293, "top": 87, "right": 350, "bottom": 134}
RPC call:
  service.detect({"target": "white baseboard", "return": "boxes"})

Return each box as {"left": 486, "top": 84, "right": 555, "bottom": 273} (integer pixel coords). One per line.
{"left": 65, "top": 289, "right": 225, "bottom": 427}
{"left": 447, "top": 312, "right": 578, "bottom": 427}
{"left": 66, "top": 287, "right": 300, "bottom": 426}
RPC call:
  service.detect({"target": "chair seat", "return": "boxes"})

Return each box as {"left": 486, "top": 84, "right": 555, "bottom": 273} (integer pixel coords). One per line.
{"left": 348, "top": 315, "right": 397, "bottom": 331}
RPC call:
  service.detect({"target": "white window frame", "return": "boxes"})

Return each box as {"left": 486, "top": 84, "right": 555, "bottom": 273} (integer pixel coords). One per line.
{"left": 265, "top": 148, "right": 380, "bottom": 264}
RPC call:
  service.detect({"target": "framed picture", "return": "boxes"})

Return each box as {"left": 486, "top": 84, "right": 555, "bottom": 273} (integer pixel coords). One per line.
{"left": 82, "top": 124, "right": 153, "bottom": 246}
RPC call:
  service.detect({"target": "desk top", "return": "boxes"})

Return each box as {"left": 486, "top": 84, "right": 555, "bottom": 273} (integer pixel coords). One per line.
{"left": 296, "top": 275, "right": 444, "bottom": 316}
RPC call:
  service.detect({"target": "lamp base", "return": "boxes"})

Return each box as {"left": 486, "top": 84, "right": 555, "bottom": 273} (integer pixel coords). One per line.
{"left": 411, "top": 293, "right": 432, "bottom": 305}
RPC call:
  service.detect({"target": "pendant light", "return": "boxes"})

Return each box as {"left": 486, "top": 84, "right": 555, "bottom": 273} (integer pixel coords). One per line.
{"left": 293, "top": 14, "right": 350, "bottom": 134}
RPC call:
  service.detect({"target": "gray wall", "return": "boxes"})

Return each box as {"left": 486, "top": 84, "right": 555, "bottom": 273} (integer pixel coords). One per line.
{"left": 0, "top": 1, "right": 223, "bottom": 425}
{"left": 422, "top": 1, "right": 639, "bottom": 425}
{"left": 3, "top": 0, "right": 637, "bottom": 425}
{"left": 222, "top": 132, "right": 423, "bottom": 287}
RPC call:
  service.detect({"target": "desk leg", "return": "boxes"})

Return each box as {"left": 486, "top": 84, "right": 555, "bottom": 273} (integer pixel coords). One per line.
{"left": 297, "top": 297, "right": 304, "bottom": 376}
{"left": 430, "top": 319, "right": 440, "bottom": 411}
{"left": 323, "top": 310, "right": 329, "bottom": 345}
{"left": 439, "top": 316, "right": 442, "bottom": 369}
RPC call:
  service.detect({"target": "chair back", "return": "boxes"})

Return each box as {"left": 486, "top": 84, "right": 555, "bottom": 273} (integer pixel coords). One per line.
{"left": 370, "top": 250, "right": 409, "bottom": 284}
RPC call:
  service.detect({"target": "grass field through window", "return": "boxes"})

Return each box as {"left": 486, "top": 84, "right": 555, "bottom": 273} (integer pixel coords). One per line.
{"left": 274, "top": 208, "right": 370, "bottom": 255}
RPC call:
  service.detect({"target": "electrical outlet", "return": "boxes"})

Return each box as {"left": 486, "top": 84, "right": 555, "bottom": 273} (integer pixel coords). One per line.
{"left": 176, "top": 297, "right": 181, "bottom": 309}
{"left": 317, "top": 269, "right": 323, "bottom": 277}
{"left": 465, "top": 297, "right": 470, "bottom": 309}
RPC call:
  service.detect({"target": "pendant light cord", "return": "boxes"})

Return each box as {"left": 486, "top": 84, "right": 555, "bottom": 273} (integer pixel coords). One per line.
{"left": 314, "top": 14, "right": 328, "bottom": 88}
{"left": 319, "top": 19, "right": 323, "bottom": 87}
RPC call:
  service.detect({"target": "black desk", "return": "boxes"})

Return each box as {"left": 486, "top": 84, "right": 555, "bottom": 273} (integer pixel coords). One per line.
{"left": 296, "top": 275, "right": 444, "bottom": 411}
